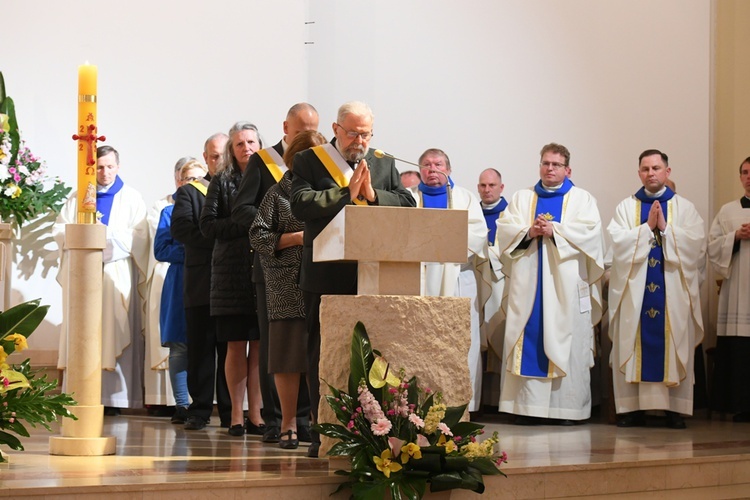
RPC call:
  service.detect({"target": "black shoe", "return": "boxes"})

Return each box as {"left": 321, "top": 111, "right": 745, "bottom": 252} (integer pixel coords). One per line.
{"left": 262, "top": 425, "right": 280, "bottom": 443}
{"left": 616, "top": 411, "right": 646, "bottom": 428}
{"left": 279, "top": 430, "right": 299, "bottom": 450}
{"left": 513, "top": 415, "right": 540, "bottom": 426}
{"left": 558, "top": 419, "right": 581, "bottom": 426}
{"left": 733, "top": 412, "right": 750, "bottom": 423}
{"left": 665, "top": 411, "right": 686, "bottom": 429}
{"left": 171, "top": 407, "right": 189, "bottom": 425}
{"left": 297, "top": 425, "right": 312, "bottom": 443}
{"left": 245, "top": 420, "right": 267, "bottom": 436}
{"left": 184, "top": 416, "right": 208, "bottom": 430}
{"left": 307, "top": 441, "right": 320, "bottom": 458}
{"left": 103, "top": 406, "right": 121, "bottom": 417}
{"left": 228, "top": 424, "right": 245, "bottom": 436}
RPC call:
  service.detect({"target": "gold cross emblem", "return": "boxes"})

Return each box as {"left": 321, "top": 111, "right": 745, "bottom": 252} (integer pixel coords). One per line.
{"left": 645, "top": 308, "right": 660, "bottom": 319}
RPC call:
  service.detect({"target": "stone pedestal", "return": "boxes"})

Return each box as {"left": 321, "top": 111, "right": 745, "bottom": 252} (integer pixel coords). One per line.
{"left": 49, "top": 223, "right": 116, "bottom": 456}
{"left": 318, "top": 294, "right": 471, "bottom": 456}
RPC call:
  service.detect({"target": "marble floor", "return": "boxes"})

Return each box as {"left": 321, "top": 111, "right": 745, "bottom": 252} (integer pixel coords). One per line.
{"left": 3, "top": 409, "right": 750, "bottom": 499}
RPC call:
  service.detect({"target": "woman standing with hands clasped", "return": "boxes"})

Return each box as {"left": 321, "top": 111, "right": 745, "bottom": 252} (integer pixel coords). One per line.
{"left": 250, "top": 130, "right": 327, "bottom": 449}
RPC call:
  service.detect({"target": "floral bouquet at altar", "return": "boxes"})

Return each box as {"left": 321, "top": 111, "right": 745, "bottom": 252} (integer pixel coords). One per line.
{"left": 0, "top": 299, "right": 77, "bottom": 462}
{"left": 315, "top": 322, "right": 507, "bottom": 499}
{"left": 0, "top": 71, "right": 71, "bottom": 226}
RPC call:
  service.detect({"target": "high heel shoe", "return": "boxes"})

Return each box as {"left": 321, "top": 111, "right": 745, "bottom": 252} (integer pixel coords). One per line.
{"left": 279, "top": 429, "right": 299, "bottom": 450}
{"left": 228, "top": 424, "right": 245, "bottom": 436}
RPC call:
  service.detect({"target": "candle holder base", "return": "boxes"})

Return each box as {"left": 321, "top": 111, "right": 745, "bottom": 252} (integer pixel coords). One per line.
{"left": 49, "top": 435, "right": 116, "bottom": 456}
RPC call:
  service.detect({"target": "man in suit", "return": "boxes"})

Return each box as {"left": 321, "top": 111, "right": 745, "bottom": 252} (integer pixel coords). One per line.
{"left": 232, "top": 103, "right": 319, "bottom": 443}
{"left": 290, "top": 101, "right": 416, "bottom": 456}
{"left": 170, "top": 133, "right": 232, "bottom": 430}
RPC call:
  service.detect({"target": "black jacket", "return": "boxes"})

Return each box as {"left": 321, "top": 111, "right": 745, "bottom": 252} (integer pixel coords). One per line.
{"left": 200, "top": 167, "right": 256, "bottom": 316}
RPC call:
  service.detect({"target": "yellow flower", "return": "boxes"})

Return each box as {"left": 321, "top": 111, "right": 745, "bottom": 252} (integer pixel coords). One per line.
{"left": 5, "top": 333, "right": 28, "bottom": 352}
{"left": 0, "top": 345, "right": 7, "bottom": 367}
{"left": 423, "top": 403, "right": 446, "bottom": 434}
{"left": 0, "top": 113, "right": 9, "bottom": 133}
{"left": 373, "top": 449, "right": 402, "bottom": 478}
{"left": 400, "top": 442, "right": 422, "bottom": 464}
{"left": 437, "top": 434, "right": 457, "bottom": 453}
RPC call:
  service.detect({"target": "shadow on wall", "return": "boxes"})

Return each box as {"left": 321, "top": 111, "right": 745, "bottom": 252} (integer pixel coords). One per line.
{"left": 13, "top": 211, "right": 61, "bottom": 281}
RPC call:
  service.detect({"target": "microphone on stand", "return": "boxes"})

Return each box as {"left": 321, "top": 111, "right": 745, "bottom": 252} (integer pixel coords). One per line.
{"left": 373, "top": 149, "right": 421, "bottom": 168}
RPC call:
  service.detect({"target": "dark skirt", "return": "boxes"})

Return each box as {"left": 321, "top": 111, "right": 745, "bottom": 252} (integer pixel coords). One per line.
{"left": 268, "top": 318, "right": 307, "bottom": 373}
{"left": 710, "top": 336, "right": 750, "bottom": 413}
{"left": 215, "top": 314, "right": 259, "bottom": 343}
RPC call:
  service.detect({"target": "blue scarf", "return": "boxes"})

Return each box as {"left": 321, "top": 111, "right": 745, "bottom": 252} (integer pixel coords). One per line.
{"left": 418, "top": 177, "right": 455, "bottom": 209}
{"left": 482, "top": 197, "right": 508, "bottom": 245}
{"left": 520, "top": 177, "right": 574, "bottom": 378}
{"left": 633, "top": 185, "right": 674, "bottom": 382}
{"left": 96, "top": 176, "right": 124, "bottom": 226}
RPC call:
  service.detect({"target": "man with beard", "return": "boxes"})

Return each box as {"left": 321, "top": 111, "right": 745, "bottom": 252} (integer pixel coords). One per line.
{"left": 290, "top": 101, "right": 416, "bottom": 456}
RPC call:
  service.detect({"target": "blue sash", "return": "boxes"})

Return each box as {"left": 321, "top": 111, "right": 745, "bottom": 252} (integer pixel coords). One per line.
{"left": 634, "top": 186, "right": 674, "bottom": 382}
{"left": 96, "top": 176, "right": 124, "bottom": 226}
{"left": 519, "top": 178, "right": 573, "bottom": 377}
{"left": 418, "top": 178, "right": 455, "bottom": 209}
{"left": 483, "top": 197, "right": 508, "bottom": 245}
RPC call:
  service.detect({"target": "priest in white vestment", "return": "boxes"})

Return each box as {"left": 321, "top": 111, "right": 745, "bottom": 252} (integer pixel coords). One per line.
{"left": 497, "top": 143, "right": 604, "bottom": 424}
{"left": 54, "top": 146, "right": 149, "bottom": 410}
{"left": 708, "top": 156, "right": 750, "bottom": 421}
{"left": 410, "top": 148, "right": 487, "bottom": 412}
{"left": 608, "top": 149, "right": 705, "bottom": 428}
{"left": 475, "top": 168, "right": 508, "bottom": 407}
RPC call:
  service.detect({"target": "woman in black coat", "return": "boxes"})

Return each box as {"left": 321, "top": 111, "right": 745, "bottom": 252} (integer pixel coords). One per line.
{"left": 200, "top": 121, "right": 265, "bottom": 436}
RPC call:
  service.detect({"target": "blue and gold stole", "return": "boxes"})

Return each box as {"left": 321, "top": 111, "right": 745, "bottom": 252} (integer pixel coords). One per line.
{"left": 482, "top": 197, "right": 508, "bottom": 245}
{"left": 634, "top": 186, "right": 674, "bottom": 382}
{"left": 96, "top": 175, "right": 124, "bottom": 226}
{"left": 257, "top": 147, "right": 287, "bottom": 182}
{"left": 518, "top": 178, "right": 573, "bottom": 378}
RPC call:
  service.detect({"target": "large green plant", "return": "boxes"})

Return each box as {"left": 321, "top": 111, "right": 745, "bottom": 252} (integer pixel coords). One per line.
{"left": 0, "top": 299, "right": 77, "bottom": 460}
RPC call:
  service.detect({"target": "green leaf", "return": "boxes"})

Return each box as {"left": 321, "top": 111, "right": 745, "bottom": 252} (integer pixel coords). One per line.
{"left": 328, "top": 440, "right": 365, "bottom": 457}
{"left": 0, "top": 299, "right": 48, "bottom": 354}
{"left": 442, "top": 404, "right": 467, "bottom": 429}
{"left": 349, "top": 321, "right": 375, "bottom": 396}
{"left": 352, "top": 480, "right": 388, "bottom": 500}
{"left": 313, "top": 422, "right": 352, "bottom": 440}
{"left": 468, "top": 457, "right": 503, "bottom": 475}
{"left": 0, "top": 430, "right": 24, "bottom": 451}
{"left": 428, "top": 471, "right": 463, "bottom": 492}
{"left": 0, "top": 71, "right": 6, "bottom": 105}
{"left": 450, "top": 421, "right": 483, "bottom": 439}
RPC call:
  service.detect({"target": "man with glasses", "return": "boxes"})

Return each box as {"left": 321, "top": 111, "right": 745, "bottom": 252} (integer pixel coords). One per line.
{"left": 290, "top": 101, "right": 416, "bottom": 456}
{"left": 608, "top": 149, "right": 705, "bottom": 429}
{"left": 496, "top": 143, "right": 604, "bottom": 425}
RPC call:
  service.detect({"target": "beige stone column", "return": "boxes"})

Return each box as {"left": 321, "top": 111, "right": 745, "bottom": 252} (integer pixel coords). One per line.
{"left": 0, "top": 221, "right": 13, "bottom": 311}
{"left": 49, "top": 223, "right": 116, "bottom": 456}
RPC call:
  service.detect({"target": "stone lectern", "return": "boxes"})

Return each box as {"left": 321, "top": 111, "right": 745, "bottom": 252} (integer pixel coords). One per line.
{"left": 314, "top": 205, "right": 473, "bottom": 456}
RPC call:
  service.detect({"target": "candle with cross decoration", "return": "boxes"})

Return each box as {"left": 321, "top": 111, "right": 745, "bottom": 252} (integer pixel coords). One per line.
{"left": 73, "top": 63, "right": 105, "bottom": 224}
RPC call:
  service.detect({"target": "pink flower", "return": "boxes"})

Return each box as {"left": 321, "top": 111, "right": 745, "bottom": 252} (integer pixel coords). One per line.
{"left": 437, "top": 422, "right": 453, "bottom": 436}
{"left": 389, "top": 387, "right": 398, "bottom": 395}
{"left": 408, "top": 413, "right": 425, "bottom": 429}
{"left": 387, "top": 409, "right": 396, "bottom": 416}
{"left": 388, "top": 436, "right": 405, "bottom": 459}
{"left": 371, "top": 418, "right": 393, "bottom": 436}
{"left": 347, "top": 420, "right": 355, "bottom": 429}
{"left": 8, "top": 167, "right": 15, "bottom": 174}
{"left": 453, "top": 436, "right": 462, "bottom": 442}
{"left": 416, "top": 434, "right": 430, "bottom": 447}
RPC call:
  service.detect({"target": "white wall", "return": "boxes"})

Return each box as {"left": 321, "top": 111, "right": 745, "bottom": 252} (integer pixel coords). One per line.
{"left": 3, "top": 0, "right": 712, "bottom": 354}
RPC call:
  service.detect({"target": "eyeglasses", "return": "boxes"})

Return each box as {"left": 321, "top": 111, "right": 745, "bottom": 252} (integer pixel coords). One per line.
{"left": 540, "top": 161, "right": 567, "bottom": 169}
{"left": 335, "top": 123, "right": 373, "bottom": 141}
{"left": 182, "top": 176, "right": 201, "bottom": 182}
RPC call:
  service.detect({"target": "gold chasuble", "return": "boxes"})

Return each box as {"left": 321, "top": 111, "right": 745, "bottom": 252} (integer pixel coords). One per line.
{"left": 311, "top": 143, "right": 367, "bottom": 205}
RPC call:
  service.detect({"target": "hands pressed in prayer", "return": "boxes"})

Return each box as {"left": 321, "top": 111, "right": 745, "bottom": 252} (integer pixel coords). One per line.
{"left": 529, "top": 214, "right": 554, "bottom": 238}
{"left": 647, "top": 201, "right": 667, "bottom": 232}
{"left": 735, "top": 222, "right": 750, "bottom": 241}
{"left": 349, "top": 159, "right": 376, "bottom": 203}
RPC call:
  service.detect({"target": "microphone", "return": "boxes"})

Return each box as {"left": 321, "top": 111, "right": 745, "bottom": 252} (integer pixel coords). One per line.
{"left": 373, "top": 149, "right": 421, "bottom": 168}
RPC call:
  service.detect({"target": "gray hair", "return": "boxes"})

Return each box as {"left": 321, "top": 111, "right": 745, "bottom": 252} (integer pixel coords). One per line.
{"left": 220, "top": 122, "right": 263, "bottom": 174}
{"left": 287, "top": 102, "right": 318, "bottom": 120}
{"left": 337, "top": 101, "right": 373, "bottom": 124}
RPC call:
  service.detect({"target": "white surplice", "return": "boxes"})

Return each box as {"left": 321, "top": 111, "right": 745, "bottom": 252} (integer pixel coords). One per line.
{"left": 413, "top": 185, "right": 487, "bottom": 411}
{"left": 143, "top": 196, "right": 174, "bottom": 406}
{"left": 708, "top": 199, "right": 750, "bottom": 338}
{"left": 608, "top": 194, "right": 705, "bottom": 415}
{"left": 54, "top": 185, "right": 149, "bottom": 408}
{"left": 497, "top": 184, "right": 604, "bottom": 420}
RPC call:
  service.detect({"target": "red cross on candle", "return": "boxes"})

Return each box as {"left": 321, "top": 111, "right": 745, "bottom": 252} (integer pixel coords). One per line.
{"left": 72, "top": 124, "right": 106, "bottom": 166}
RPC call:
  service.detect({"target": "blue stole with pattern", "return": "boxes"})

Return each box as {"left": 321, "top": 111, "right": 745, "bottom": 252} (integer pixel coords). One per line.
{"left": 635, "top": 186, "right": 674, "bottom": 382}
{"left": 418, "top": 178, "right": 455, "bottom": 208}
{"left": 96, "top": 176, "right": 124, "bottom": 226}
{"left": 520, "top": 178, "right": 573, "bottom": 377}
{"left": 483, "top": 197, "right": 508, "bottom": 245}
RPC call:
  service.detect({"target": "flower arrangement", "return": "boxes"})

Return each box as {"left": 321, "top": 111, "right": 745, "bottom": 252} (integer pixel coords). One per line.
{"left": 0, "top": 72, "right": 71, "bottom": 226}
{"left": 316, "top": 322, "right": 507, "bottom": 499}
{"left": 0, "top": 299, "right": 78, "bottom": 462}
